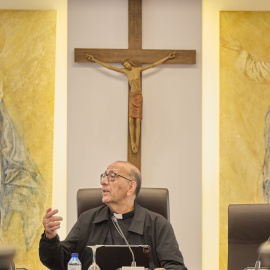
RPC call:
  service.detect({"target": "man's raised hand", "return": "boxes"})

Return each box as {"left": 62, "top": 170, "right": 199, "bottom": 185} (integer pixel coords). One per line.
{"left": 43, "top": 208, "right": 63, "bottom": 239}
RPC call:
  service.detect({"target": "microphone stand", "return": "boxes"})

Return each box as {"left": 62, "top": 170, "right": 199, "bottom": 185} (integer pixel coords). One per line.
{"left": 11, "top": 260, "right": 16, "bottom": 270}
{"left": 111, "top": 216, "right": 146, "bottom": 270}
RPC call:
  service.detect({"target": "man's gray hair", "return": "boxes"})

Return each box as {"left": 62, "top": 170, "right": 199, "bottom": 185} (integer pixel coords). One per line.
{"left": 130, "top": 168, "right": 141, "bottom": 196}
{"left": 116, "top": 161, "right": 142, "bottom": 196}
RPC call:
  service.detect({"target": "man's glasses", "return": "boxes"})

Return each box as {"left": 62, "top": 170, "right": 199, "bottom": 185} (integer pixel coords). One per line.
{"left": 100, "top": 172, "right": 133, "bottom": 183}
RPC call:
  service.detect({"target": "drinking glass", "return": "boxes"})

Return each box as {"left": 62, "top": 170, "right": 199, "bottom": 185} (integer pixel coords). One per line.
{"left": 87, "top": 245, "right": 100, "bottom": 270}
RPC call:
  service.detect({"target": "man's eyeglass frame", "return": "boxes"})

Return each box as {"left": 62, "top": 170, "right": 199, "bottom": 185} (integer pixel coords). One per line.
{"left": 100, "top": 172, "right": 133, "bottom": 183}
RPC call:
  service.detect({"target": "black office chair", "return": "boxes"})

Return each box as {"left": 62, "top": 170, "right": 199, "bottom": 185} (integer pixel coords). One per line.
{"left": 228, "top": 204, "right": 270, "bottom": 270}
{"left": 77, "top": 187, "right": 170, "bottom": 220}
{"left": 0, "top": 211, "right": 26, "bottom": 270}
{"left": 0, "top": 246, "right": 16, "bottom": 270}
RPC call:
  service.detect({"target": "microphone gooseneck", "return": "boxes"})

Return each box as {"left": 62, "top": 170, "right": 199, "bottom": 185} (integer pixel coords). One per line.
{"left": 111, "top": 216, "right": 136, "bottom": 267}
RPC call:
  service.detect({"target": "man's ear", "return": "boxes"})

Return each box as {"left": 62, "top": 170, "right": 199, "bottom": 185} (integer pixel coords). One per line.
{"left": 128, "top": 181, "right": 137, "bottom": 196}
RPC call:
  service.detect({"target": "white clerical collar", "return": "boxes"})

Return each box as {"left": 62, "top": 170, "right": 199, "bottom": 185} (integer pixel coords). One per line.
{"left": 111, "top": 209, "right": 135, "bottom": 220}
{"left": 113, "top": 213, "right": 123, "bottom": 219}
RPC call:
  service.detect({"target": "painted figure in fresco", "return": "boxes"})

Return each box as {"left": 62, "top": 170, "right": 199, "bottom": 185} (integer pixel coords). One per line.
{"left": 0, "top": 79, "right": 48, "bottom": 250}
{"left": 86, "top": 52, "right": 176, "bottom": 154}
{"left": 0, "top": 20, "right": 49, "bottom": 251}
{"left": 222, "top": 39, "right": 270, "bottom": 202}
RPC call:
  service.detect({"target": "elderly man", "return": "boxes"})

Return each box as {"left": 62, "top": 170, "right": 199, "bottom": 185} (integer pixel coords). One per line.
{"left": 39, "top": 161, "right": 187, "bottom": 270}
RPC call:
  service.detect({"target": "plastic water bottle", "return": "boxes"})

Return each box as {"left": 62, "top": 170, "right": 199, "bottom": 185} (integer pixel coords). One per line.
{"left": 67, "top": 253, "right": 82, "bottom": 270}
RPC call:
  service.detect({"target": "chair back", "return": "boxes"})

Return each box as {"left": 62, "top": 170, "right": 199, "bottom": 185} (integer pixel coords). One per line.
{"left": 228, "top": 204, "right": 270, "bottom": 270}
{"left": 0, "top": 246, "right": 16, "bottom": 270}
{"left": 77, "top": 187, "right": 170, "bottom": 220}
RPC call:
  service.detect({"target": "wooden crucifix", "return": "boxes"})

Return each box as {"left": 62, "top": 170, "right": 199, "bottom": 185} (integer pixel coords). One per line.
{"left": 74, "top": 0, "right": 196, "bottom": 171}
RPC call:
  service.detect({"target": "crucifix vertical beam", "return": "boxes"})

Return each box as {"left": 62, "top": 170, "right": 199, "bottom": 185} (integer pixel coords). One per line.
{"left": 128, "top": 0, "right": 142, "bottom": 170}
{"left": 129, "top": 0, "right": 142, "bottom": 49}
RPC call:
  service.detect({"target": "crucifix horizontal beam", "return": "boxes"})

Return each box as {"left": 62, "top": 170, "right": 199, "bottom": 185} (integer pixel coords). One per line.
{"left": 75, "top": 49, "right": 196, "bottom": 64}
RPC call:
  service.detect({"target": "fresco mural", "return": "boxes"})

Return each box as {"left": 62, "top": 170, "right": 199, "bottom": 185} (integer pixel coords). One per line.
{"left": 0, "top": 10, "right": 56, "bottom": 269}
{"left": 219, "top": 11, "right": 270, "bottom": 270}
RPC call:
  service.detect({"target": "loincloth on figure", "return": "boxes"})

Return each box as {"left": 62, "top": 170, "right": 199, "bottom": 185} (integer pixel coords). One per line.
{"left": 129, "top": 92, "right": 143, "bottom": 119}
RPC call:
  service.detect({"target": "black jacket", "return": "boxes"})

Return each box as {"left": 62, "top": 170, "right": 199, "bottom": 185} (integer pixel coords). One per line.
{"left": 39, "top": 203, "right": 187, "bottom": 270}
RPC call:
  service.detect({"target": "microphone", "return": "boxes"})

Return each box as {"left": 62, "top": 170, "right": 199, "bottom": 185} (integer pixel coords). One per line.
{"left": 255, "top": 236, "right": 270, "bottom": 270}
{"left": 111, "top": 216, "right": 136, "bottom": 266}
{"left": 111, "top": 216, "right": 145, "bottom": 270}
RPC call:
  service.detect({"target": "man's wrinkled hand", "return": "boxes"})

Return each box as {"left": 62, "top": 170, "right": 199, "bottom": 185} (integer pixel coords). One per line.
{"left": 43, "top": 208, "right": 63, "bottom": 239}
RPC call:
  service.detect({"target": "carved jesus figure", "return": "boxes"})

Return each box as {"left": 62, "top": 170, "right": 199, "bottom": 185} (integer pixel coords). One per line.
{"left": 86, "top": 52, "right": 176, "bottom": 153}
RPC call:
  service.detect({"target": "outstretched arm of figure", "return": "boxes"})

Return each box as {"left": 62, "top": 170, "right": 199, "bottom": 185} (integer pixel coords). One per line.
{"left": 86, "top": 54, "right": 125, "bottom": 73}
{"left": 141, "top": 52, "right": 176, "bottom": 71}
{"left": 221, "top": 39, "right": 270, "bottom": 83}
{"left": 221, "top": 39, "right": 242, "bottom": 52}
